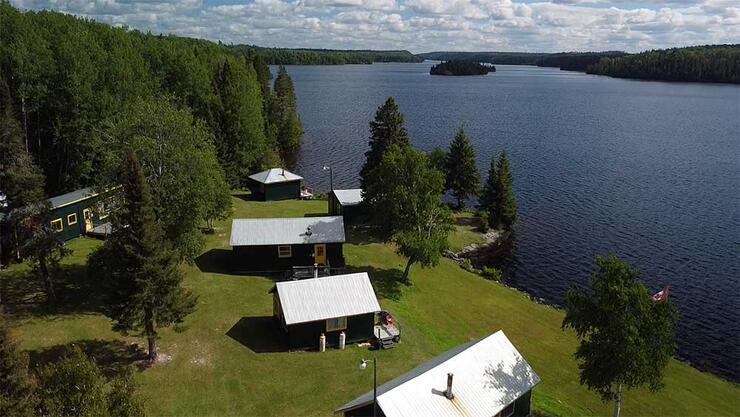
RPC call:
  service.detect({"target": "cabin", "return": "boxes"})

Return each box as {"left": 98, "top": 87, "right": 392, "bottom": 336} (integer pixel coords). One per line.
{"left": 48, "top": 188, "right": 111, "bottom": 241}
{"left": 271, "top": 272, "right": 381, "bottom": 349}
{"left": 247, "top": 168, "right": 304, "bottom": 201}
{"left": 230, "top": 216, "right": 346, "bottom": 274}
{"left": 336, "top": 330, "right": 540, "bottom": 417}
{"left": 328, "top": 189, "right": 365, "bottom": 222}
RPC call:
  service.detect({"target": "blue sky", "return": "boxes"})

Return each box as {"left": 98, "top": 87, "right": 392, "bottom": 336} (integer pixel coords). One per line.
{"left": 12, "top": 0, "right": 739, "bottom": 53}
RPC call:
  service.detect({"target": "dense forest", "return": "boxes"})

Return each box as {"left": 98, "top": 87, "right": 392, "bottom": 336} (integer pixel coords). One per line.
{"left": 586, "top": 45, "right": 740, "bottom": 84}
{"left": 0, "top": 2, "right": 301, "bottom": 196}
{"left": 232, "top": 45, "right": 421, "bottom": 65}
{"left": 418, "top": 51, "right": 545, "bottom": 65}
{"left": 535, "top": 52, "right": 626, "bottom": 71}
{"left": 430, "top": 60, "right": 495, "bottom": 76}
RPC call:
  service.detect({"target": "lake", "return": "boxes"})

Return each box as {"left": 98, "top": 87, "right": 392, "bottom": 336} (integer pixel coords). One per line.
{"left": 276, "top": 63, "right": 740, "bottom": 381}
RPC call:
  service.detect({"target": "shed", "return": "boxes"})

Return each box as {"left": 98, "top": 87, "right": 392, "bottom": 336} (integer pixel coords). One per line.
{"left": 248, "top": 168, "right": 303, "bottom": 201}
{"left": 271, "top": 272, "right": 381, "bottom": 348}
{"left": 47, "top": 188, "right": 111, "bottom": 241}
{"left": 328, "top": 189, "right": 366, "bottom": 222}
{"left": 230, "top": 216, "right": 346, "bottom": 273}
{"left": 336, "top": 330, "right": 540, "bottom": 417}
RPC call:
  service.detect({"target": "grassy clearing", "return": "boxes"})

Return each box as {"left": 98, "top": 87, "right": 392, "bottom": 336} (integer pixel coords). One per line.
{"left": 1, "top": 196, "right": 738, "bottom": 416}
{"left": 448, "top": 211, "right": 487, "bottom": 253}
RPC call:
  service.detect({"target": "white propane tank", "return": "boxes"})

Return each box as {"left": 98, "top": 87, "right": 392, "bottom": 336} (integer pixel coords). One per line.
{"left": 319, "top": 333, "right": 326, "bottom": 352}
{"left": 339, "top": 331, "right": 346, "bottom": 350}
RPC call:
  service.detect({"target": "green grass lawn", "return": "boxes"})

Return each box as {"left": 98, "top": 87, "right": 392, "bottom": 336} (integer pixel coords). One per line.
{"left": 448, "top": 211, "right": 487, "bottom": 253}
{"left": 2, "top": 196, "right": 738, "bottom": 416}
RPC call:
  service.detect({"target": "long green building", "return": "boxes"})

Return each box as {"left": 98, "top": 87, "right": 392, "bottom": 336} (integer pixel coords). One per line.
{"left": 48, "top": 188, "right": 110, "bottom": 241}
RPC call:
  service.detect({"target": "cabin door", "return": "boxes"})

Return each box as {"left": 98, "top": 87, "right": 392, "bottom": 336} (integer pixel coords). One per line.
{"left": 314, "top": 244, "right": 326, "bottom": 265}
{"left": 83, "top": 208, "right": 94, "bottom": 232}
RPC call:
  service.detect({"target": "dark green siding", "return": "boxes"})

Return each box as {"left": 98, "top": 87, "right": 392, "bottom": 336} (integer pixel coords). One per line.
{"left": 49, "top": 195, "right": 106, "bottom": 241}
{"left": 277, "top": 309, "right": 377, "bottom": 349}
{"left": 249, "top": 179, "right": 301, "bottom": 201}
{"left": 328, "top": 193, "right": 366, "bottom": 223}
{"left": 232, "top": 243, "right": 344, "bottom": 274}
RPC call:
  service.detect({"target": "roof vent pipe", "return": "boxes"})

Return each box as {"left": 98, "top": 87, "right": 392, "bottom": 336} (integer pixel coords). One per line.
{"left": 445, "top": 373, "right": 454, "bottom": 400}
{"left": 314, "top": 263, "right": 319, "bottom": 279}
{"left": 282, "top": 168, "right": 285, "bottom": 176}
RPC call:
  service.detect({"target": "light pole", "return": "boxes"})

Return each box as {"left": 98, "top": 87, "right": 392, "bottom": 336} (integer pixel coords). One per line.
{"left": 322, "top": 165, "right": 333, "bottom": 192}
{"left": 359, "top": 358, "right": 377, "bottom": 417}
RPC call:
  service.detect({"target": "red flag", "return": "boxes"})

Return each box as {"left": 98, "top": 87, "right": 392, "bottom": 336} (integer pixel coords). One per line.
{"left": 652, "top": 286, "right": 669, "bottom": 302}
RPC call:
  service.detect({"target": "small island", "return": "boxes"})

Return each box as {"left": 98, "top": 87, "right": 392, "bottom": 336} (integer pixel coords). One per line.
{"left": 430, "top": 60, "right": 496, "bottom": 76}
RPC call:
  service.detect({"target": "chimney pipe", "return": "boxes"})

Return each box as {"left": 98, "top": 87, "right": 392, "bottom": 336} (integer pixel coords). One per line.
{"left": 314, "top": 263, "right": 319, "bottom": 278}
{"left": 445, "top": 373, "right": 454, "bottom": 400}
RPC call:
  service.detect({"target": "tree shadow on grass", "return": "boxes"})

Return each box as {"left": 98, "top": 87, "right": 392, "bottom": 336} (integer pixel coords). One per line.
{"left": 194, "top": 248, "right": 233, "bottom": 275}
{"left": 344, "top": 225, "right": 385, "bottom": 246}
{"left": 344, "top": 265, "right": 407, "bottom": 301}
{"left": 0, "top": 264, "right": 106, "bottom": 318}
{"left": 226, "top": 316, "right": 289, "bottom": 353}
{"left": 29, "top": 339, "right": 147, "bottom": 378}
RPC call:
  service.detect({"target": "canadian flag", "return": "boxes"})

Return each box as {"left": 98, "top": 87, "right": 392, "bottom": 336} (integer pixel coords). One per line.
{"left": 652, "top": 286, "right": 670, "bottom": 302}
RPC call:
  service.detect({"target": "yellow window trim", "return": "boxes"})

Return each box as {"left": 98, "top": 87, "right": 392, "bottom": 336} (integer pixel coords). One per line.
{"left": 277, "top": 245, "right": 292, "bottom": 258}
{"left": 50, "top": 218, "right": 63, "bottom": 232}
{"left": 326, "top": 317, "right": 347, "bottom": 332}
{"left": 83, "top": 208, "right": 92, "bottom": 220}
{"left": 67, "top": 213, "right": 78, "bottom": 225}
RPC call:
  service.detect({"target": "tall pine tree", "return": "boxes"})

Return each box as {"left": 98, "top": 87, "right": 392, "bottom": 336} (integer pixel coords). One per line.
{"left": 359, "top": 97, "right": 411, "bottom": 195}
{"left": 493, "top": 150, "right": 517, "bottom": 230}
{"left": 90, "top": 151, "right": 196, "bottom": 361}
{"left": 270, "top": 65, "right": 302, "bottom": 159}
{"left": 445, "top": 127, "right": 480, "bottom": 208}
{"left": 0, "top": 314, "right": 36, "bottom": 417}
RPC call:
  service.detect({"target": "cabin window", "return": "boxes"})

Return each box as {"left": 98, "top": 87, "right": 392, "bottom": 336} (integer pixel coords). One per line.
{"left": 67, "top": 213, "right": 78, "bottom": 225}
{"left": 278, "top": 245, "right": 292, "bottom": 258}
{"left": 494, "top": 403, "right": 515, "bottom": 417}
{"left": 83, "top": 208, "right": 93, "bottom": 220}
{"left": 326, "top": 317, "right": 347, "bottom": 332}
{"left": 51, "top": 218, "right": 63, "bottom": 232}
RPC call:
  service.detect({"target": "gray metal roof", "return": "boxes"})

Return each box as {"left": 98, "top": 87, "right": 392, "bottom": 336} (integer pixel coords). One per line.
{"left": 48, "top": 188, "right": 98, "bottom": 209}
{"left": 332, "top": 189, "right": 363, "bottom": 206}
{"left": 230, "top": 216, "right": 345, "bottom": 246}
{"left": 275, "top": 273, "right": 381, "bottom": 325}
{"left": 336, "top": 331, "right": 540, "bottom": 417}
{"left": 248, "top": 168, "right": 303, "bottom": 184}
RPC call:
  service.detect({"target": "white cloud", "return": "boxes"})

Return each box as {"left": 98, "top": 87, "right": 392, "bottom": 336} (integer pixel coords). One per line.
{"left": 10, "top": 0, "right": 740, "bottom": 52}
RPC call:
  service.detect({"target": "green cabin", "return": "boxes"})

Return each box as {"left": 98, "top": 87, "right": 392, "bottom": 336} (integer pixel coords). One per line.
{"left": 48, "top": 188, "right": 111, "bottom": 241}
{"left": 270, "top": 272, "right": 381, "bottom": 349}
{"left": 230, "top": 216, "right": 345, "bottom": 274}
{"left": 328, "top": 189, "right": 365, "bottom": 223}
{"left": 248, "top": 168, "right": 304, "bottom": 201}
{"left": 336, "top": 330, "right": 540, "bottom": 417}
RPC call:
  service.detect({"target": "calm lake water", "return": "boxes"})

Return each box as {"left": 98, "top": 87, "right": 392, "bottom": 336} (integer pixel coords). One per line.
{"left": 275, "top": 63, "right": 740, "bottom": 381}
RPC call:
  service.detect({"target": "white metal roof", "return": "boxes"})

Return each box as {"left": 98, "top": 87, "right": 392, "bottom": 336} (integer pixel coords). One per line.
{"left": 336, "top": 331, "right": 540, "bottom": 417}
{"left": 248, "top": 168, "right": 303, "bottom": 184}
{"left": 276, "top": 273, "right": 381, "bottom": 325}
{"left": 333, "top": 189, "right": 363, "bottom": 206}
{"left": 230, "top": 216, "right": 345, "bottom": 246}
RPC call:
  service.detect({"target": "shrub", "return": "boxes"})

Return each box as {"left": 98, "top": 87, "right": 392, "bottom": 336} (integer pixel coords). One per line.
{"left": 481, "top": 266, "right": 503, "bottom": 282}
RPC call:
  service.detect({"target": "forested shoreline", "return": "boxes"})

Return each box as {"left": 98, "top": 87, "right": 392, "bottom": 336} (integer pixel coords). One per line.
{"left": 430, "top": 60, "right": 495, "bottom": 76}
{"left": 233, "top": 45, "right": 421, "bottom": 65}
{"left": 586, "top": 45, "right": 740, "bottom": 84}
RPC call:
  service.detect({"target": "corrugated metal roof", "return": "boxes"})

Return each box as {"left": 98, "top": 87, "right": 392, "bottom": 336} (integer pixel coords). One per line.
{"left": 248, "top": 168, "right": 303, "bottom": 184}
{"left": 276, "top": 273, "right": 381, "bottom": 325}
{"left": 48, "top": 188, "right": 97, "bottom": 209}
{"left": 336, "top": 331, "right": 540, "bottom": 417}
{"left": 230, "top": 216, "right": 345, "bottom": 246}
{"left": 333, "top": 189, "right": 363, "bottom": 206}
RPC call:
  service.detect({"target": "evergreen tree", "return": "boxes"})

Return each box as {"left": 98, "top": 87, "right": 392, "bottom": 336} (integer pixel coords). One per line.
{"left": 480, "top": 156, "right": 497, "bottom": 225}
{"left": 428, "top": 147, "right": 446, "bottom": 174}
{"left": 493, "top": 151, "right": 517, "bottom": 230}
{"left": 19, "top": 204, "right": 70, "bottom": 302}
{"left": 270, "top": 65, "right": 302, "bottom": 159}
{"left": 359, "top": 97, "right": 411, "bottom": 196}
{"left": 90, "top": 151, "right": 196, "bottom": 361}
{"left": 562, "top": 255, "right": 678, "bottom": 417}
{"left": 445, "top": 127, "right": 480, "bottom": 208}
{"left": 0, "top": 314, "right": 36, "bottom": 417}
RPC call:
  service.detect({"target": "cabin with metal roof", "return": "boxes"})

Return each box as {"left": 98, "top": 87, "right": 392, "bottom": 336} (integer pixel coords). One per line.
{"left": 328, "top": 189, "right": 366, "bottom": 222}
{"left": 230, "top": 216, "right": 346, "bottom": 274}
{"left": 336, "top": 330, "right": 540, "bottom": 417}
{"left": 47, "top": 188, "right": 111, "bottom": 241}
{"left": 271, "top": 273, "right": 381, "bottom": 348}
{"left": 248, "top": 168, "right": 305, "bottom": 201}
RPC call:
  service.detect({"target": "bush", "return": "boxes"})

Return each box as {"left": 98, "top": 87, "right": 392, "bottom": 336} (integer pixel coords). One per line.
{"left": 481, "top": 266, "right": 503, "bottom": 282}
{"left": 477, "top": 210, "right": 489, "bottom": 233}
{"left": 461, "top": 259, "right": 476, "bottom": 273}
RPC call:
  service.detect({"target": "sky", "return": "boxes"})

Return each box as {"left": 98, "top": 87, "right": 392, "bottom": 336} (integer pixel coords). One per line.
{"left": 10, "top": 0, "right": 740, "bottom": 53}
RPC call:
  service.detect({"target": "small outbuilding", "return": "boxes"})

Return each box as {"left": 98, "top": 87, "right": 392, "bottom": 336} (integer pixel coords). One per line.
{"left": 230, "top": 216, "right": 346, "bottom": 274}
{"left": 271, "top": 272, "right": 381, "bottom": 348}
{"left": 48, "top": 188, "right": 111, "bottom": 241}
{"left": 248, "top": 168, "right": 304, "bottom": 201}
{"left": 336, "top": 330, "right": 540, "bottom": 417}
{"left": 328, "top": 189, "right": 365, "bottom": 222}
